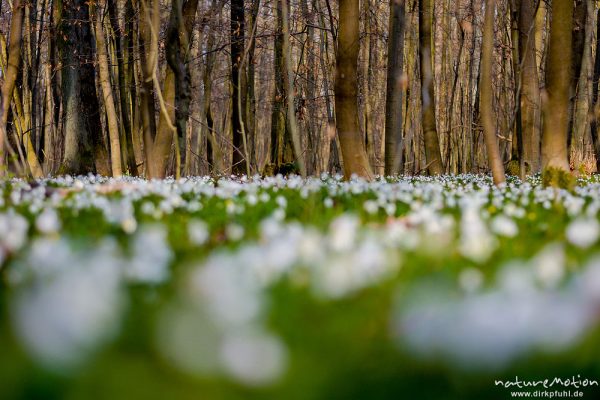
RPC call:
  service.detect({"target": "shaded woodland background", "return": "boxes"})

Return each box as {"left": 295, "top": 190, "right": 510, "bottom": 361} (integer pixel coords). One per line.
{"left": 0, "top": 0, "right": 598, "bottom": 180}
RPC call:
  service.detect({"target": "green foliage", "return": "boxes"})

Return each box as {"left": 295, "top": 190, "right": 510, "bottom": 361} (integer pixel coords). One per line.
{"left": 542, "top": 167, "right": 576, "bottom": 190}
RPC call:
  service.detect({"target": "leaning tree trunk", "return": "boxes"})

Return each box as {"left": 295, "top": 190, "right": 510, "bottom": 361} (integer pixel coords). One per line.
{"left": 334, "top": 0, "right": 373, "bottom": 179}
{"left": 0, "top": 0, "right": 25, "bottom": 175}
{"left": 541, "top": 0, "right": 573, "bottom": 174}
{"left": 481, "top": 0, "right": 506, "bottom": 185}
{"left": 60, "top": 0, "right": 109, "bottom": 175}
{"left": 419, "top": 0, "right": 443, "bottom": 175}
{"left": 384, "top": 0, "right": 406, "bottom": 176}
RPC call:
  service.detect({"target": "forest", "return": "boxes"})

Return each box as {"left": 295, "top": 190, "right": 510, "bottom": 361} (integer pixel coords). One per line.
{"left": 3, "top": 1, "right": 600, "bottom": 399}
{"left": 0, "top": 0, "right": 597, "bottom": 182}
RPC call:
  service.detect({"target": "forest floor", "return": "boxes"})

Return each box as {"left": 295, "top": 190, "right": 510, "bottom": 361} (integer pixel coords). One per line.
{"left": 1, "top": 174, "right": 600, "bottom": 399}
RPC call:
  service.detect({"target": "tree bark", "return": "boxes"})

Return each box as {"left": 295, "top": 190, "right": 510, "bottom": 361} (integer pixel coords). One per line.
{"left": 93, "top": 0, "right": 122, "bottom": 177}
{"left": 518, "top": 0, "right": 541, "bottom": 173}
{"left": 139, "top": 0, "right": 159, "bottom": 177}
{"left": 230, "top": 0, "right": 247, "bottom": 174}
{"left": 0, "top": 0, "right": 25, "bottom": 175}
{"left": 384, "top": 0, "right": 406, "bottom": 175}
{"left": 590, "top": 8, "right": 600, "bottom": 172}
{"left": 541, "top": 0, "right": 573, "bottom": 172}
{"left": 481, "top": 0, "right": 506, "bottom": 185}
{"left": 419, "top": 0, "right": 443, "bottom": 175}
{"left": 335, "top": 0, "right": 373, "bottom": 179}
{"left": 60, "top": 0, "right": 109, "bottom": 175}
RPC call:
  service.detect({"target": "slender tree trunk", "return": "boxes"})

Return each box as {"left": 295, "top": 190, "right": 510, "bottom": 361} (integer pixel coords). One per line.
{"left": 93, "top": 0, "right": 122, "bottom": 177}
{"left": 419, "top": 0, "right": 443, "bottom": 175}
{"left": 481, "top": 0, "right": 506, "bottom": 185}
{"left": 139, "top": 0, "right": 159, "bottom": 177}
{"left": 270, "top": 0, "right": 286, "bottom": 169}
{"left": 107, "top": 0, "right": 138, "bottom": 176}
{"left": 282, "top": 0, "right": 306, "bottom": 176}
{"left": 384, "top": 0, "right": 406, "bottom": 175}
{"left": 0, "top": 0, "right": 25, "bottom": 175}
{"left": 335, "top": 0, "right": 373, "bottom": 179}
{"left": 246, "top": 0, "right": 260, "bottom": 172}
{"left": 231, "top": 0, "right": 247, "bottom": 174}
{"left": 566, "top": 0, "right": 587, "bottom": 161}
{"left": 541, "top": 0, "right": 573, "bottom": 173}
{"left": 203, "top": 7, "right": 218, "bottom": 174}
{"left": 518, "top": 0, "right": 541, "bottom": 174}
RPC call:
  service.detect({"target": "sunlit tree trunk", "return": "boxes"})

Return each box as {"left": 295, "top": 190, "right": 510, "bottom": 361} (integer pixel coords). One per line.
{"left": 541, "top": 0, "right": 573, "bottom": 173}
{"left": 107, "top": 0, "right": 138, "bottom": 176}
{"left": 518, "top": 0, "right": 541, "bottom": 174}
{"left": 419, "top": 0, "right": 443, "bottom": 175}
{"left": 0, "top": 0, "right": 25, "bottom": 175}
{"left": 93, "top": 0, "right": 122, "bottom": 177}
{"left": 384, "top": 0, "right": 406, "bottom": 175}
{"left": 230, "top": 0, "right": 247, "bottom": 174}
{"left": 139, "top": 0, "right": 159, "bottom": 177}
{"left": 481, "top": 0, "right": 506, "bottom": 185}
{"left": 335, "top": 0, "right": 373, "bottom": 179}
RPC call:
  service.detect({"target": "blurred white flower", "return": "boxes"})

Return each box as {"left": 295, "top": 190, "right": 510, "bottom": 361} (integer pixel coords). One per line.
{"left": 126, "top": 227, "right": 173, "bottom": 284}
{"left": 566, "top": 218, "right": 599, "bottom": 248}
{"left": 225, "top": 223, "right": 245, "bottom": 241}
{"left": 35, "top": 208, "right": 61, "bottom": 235}
{"left": 490, "top": 215, "right": 518, "bottom": 238}
{"left": 188, "top": 219, "right": 209, "bottom": 245}
{"left": 220, "top": 328, "right": 287, "bottom": 386}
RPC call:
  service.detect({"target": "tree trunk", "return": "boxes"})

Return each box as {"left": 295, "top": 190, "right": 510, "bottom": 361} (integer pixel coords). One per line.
{"left": 93, "top": 0, "right": 122, "bottom": 177}
{"left": 518, "top": 0, "right": 541, "bottom": 174}
{"left": 0, "top": 0, "right": 25, "bottom": 175}
{"left": 270, "top": 0, "right": 287, "bottom": 169}
{"left": 139, "top": 0, "right": 159, "bottom": 177}
{"left": 541, "top": 0, "right": 573, "bottom": 173}
{"left": 481, "top": 0, "right": 506, "bottom": 185}
{"left": 590, "top": 8, "right": 600, "bottom": 172}
{"left": 230, "top": 0, "right": 247, "bottom": 174}
{"left": 107, "top": 0, "right": 138, "bottom": 176}
{"left": 60, "top": 0, "right": 109, "bottom": 175}
{"left": 335, "top": 0, "right": 373, "bottom": 179}
{"left": 566, "top": 0, "right": 587, "bottom": 162}
{"left": 419, "top": 0, "right": 443, "bottom": 175}
{"left": 384, "top": 0, "right": 406, "bottom": 175}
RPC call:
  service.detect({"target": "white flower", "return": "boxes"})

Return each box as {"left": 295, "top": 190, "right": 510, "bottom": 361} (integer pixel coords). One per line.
{"left": 35, "top": 208, "right": 61, "bottom": 235}
{"left": 226, "top": 223, "right": 245, "bottom": 241}
{"left": 566, "top": 218, "right": 600, "bottom": 248}
{"left": 328, "top": 215, "right": 359, "bottom": 252}
{"left": 533, "top": 244, "right": 565, "bottom": 288}
{"left": 188, "top": 220, "right": 209, "bottom": 245}
{"left": 126, "top": 227, "right": 173, "bottom": 284}
{"left": 0, "top": 212, "right": 29, "bottom": 251}
{"left": 363, "top": 200, "right": 378, "bottom": 214}
{"left": 220, "top": 329, "right": 287, "bottom": 386}
{"left": 490, "top": 215, "right": 518, "bottom": 237}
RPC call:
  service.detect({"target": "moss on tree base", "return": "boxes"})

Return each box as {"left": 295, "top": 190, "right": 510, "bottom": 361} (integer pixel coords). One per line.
{"left": 542, "top": 167, "right": 575, "bottom": 190}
